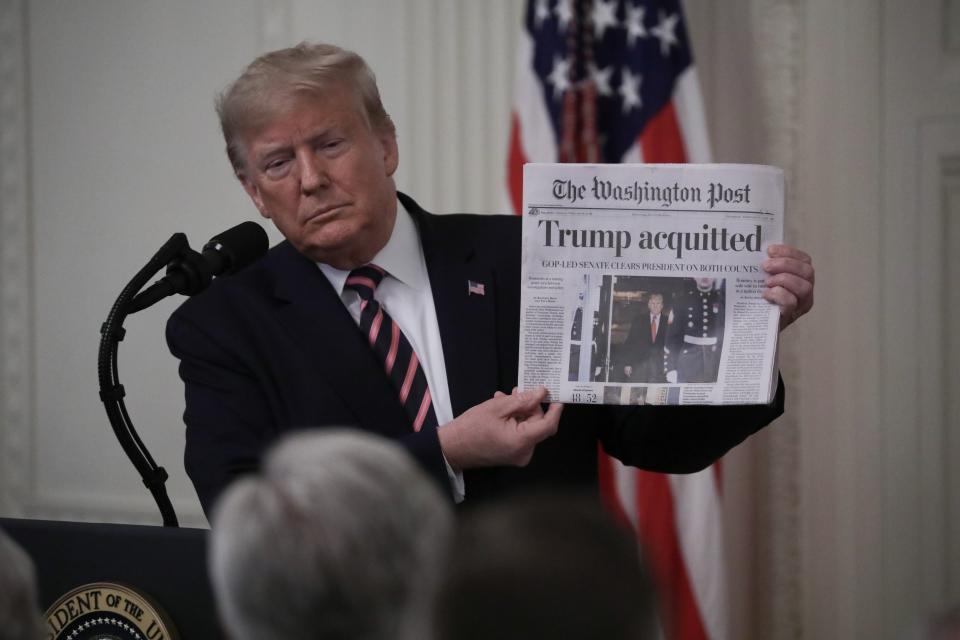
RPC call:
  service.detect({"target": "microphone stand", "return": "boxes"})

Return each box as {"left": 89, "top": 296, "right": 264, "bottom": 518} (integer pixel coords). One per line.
{"left": 97, "top": 233, "right": 198, "bottom": 527}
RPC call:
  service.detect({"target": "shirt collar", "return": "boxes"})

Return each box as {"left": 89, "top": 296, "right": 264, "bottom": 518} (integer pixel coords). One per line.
{"left": 317, "top": 197, "right": 427, "bottom": 295}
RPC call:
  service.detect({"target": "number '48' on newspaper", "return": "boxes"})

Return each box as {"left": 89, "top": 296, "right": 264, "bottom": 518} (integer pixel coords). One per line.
{"left": 518, "top": 163, "right": 783, "bottom": 406}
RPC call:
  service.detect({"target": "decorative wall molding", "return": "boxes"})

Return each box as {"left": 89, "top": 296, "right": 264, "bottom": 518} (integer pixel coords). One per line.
{"left": 945, "top": 154, "right": 960, "bottom": 602}
{"left": 944, "top": 0, "right": 960, "bottom": 82}
{"left": 0, "top": 0, "right": 31, "bottom": 519}
{"left": 945, "top": 0, "right": 960, "bottom": 53}
{"left": 748, "top": 0, "right": 804, "bottom": 637}
{"left": 391, "top": 0, "right": 520, "bottom": 215}
{"left": 917, "top": 118, "right": 960, "bottom": 607}
{"left": 880, "top": 0, "right": 960, "bottom": 630}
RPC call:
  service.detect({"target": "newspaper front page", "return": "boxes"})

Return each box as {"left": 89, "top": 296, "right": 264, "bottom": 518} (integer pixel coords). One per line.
{"left": 518, "top": 163, "right": 783, "bottom": 405}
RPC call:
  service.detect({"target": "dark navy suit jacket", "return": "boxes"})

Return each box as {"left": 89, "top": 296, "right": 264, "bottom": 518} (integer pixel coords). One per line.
{"left": 168, "top": 194, "right": 784, "bottom": 516}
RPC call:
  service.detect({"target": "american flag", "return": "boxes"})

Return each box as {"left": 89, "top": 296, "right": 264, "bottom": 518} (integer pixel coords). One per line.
{"left": 506, "top": 1, "right": 725, "bottom": 639}
{"left": 467, "top": 280, "right": 486, "bottom": 296}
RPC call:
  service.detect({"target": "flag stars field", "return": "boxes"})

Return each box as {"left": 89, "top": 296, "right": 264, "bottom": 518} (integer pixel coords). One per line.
{"left": 625, "top": 5, "right": 649, "bottom": 46}
{"left": 651, "top": 11, "right": 681, "bottom": 56}
{"left": 554, "top": 0, "right": 574, "bottom": 31}
{"left": 590, "top": 63, "right": 615, "bottom": 96}
{"left": 529, "top": 3, "right": 694, "bottom": 128}
{"left": 619, "top": 67, "right": 643, "bottom": 112}
{"left": 592, "top": 0, "right": 620, "bottom": 39}
{"left": 547, "top": 55, "right": 572, "bottom": 99}
{"left": 534, "top": 0, "right": 551, "bottom": 28}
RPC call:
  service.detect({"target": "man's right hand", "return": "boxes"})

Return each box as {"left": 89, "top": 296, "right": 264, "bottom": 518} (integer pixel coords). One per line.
{"left": 437, "top": 387, "right": 563, "bottom": 472}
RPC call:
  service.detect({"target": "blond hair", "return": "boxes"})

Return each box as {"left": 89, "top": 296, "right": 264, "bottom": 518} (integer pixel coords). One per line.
{"left": 216, "top": 42, "right": 394, "bottom": 173}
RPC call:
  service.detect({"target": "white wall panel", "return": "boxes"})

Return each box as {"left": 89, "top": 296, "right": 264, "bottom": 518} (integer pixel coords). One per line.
{"left": 1, "top": 0, "right": 525, "bottom": 528}
{"left": 22, "top": 0, "right": 266, "bottom": 526}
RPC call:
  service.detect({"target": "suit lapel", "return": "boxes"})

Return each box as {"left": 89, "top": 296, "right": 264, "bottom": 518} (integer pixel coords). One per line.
{"left": 404, "top": 197, "right": 501, "bottom": 417}
{"left": 266, "top": 242, "right": 412, "bottom": 436}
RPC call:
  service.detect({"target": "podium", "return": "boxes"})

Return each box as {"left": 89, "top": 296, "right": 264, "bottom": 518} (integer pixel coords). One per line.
{"left": 1, "top": 517, "right": 224, "bottom": 639}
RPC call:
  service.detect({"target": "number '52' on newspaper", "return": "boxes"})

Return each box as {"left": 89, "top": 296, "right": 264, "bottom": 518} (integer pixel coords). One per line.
{"left": 518, "top": 163, "right": 783, "bottom": 406}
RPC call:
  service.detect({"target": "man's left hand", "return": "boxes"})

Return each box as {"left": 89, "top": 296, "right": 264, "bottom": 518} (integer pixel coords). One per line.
{"left": 763, "top": 244, "right": 815, "bottom": 331}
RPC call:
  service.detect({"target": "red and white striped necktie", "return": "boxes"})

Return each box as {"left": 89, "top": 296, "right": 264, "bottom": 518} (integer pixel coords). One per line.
{"left": 344, "top": 264, "right": 438, "bottom": 433}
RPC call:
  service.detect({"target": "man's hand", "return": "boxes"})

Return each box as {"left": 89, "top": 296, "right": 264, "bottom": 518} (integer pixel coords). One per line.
{"left": 437, "top": 387, "right": 563, "bottom": 472}
{"left": 763, "top": 244, "right": 815, "bottom": 331}
{"left": 623, "top": 365, "right": 633, "bottom": 378}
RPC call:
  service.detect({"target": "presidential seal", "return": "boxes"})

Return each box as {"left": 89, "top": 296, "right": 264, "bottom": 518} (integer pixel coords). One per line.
{"left": 44, "top": 583, "right": 178, "bottom": 640}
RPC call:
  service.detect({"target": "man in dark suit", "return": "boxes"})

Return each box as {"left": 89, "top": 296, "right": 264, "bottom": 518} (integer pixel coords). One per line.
{"left": 616, "top": 292, "right": 669, "bottom": 383}
{"left": 168, "top": 43, "right": 816, "bottom": 516}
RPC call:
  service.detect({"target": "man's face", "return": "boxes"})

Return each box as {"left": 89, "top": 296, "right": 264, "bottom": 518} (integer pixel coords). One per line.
{"left": 238, "top": 87, "right": 399, "bottom": 269}
{"left": 647, "top": 295, "right": 663, "bottom": 315}
{"left": 696, "top": 277, "right": 715, "bottom": 291}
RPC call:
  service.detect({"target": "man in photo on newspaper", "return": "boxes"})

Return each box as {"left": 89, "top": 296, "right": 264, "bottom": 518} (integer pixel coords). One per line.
{"left": 616, "top": 291, "right": 670, "bottom": 384}
{"left": 665, "top": 278, "right": 726, "bottom": 384}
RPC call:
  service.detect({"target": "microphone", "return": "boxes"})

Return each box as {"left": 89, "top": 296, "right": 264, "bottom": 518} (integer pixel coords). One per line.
{"left": 199, "top": 221, "right": 270, "bottom": 278}
{"left": 128, "top": 221, "right": 268, "bottom": 313}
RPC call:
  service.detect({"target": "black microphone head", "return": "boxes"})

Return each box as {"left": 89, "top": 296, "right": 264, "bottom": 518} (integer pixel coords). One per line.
{"left": 202, "top": 221, "right": 269, "bottom": 275}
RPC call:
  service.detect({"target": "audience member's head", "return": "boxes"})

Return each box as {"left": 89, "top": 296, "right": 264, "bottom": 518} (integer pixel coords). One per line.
{"left": 435, "top": 490, "right": 657, "bottom": 640}
{"left": 0, "top": 527, "right": 44, "bottom": 640}
{"left": 209, "top": 429, "right": 453, "bottom": 640}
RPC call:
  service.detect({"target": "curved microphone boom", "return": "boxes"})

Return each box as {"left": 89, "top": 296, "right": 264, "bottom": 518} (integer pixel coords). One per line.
{"left": 98, "top": 220, "right": 268, "bottom": 526}
{"left": 128, "top": 221, "right": 268, "bottom": 313}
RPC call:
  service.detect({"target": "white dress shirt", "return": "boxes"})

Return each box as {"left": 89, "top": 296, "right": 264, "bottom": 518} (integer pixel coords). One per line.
{"left": 317, "top": 199, "right": 465, "bottom": 501}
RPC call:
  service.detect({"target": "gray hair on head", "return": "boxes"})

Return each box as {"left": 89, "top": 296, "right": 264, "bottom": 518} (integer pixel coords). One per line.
{"left": 0, "top": 528, "right": 44, "bottom": 640}
{"left": 209, "top": 429, "right": 452, "bottom": 640}
{"left": 216, "top": 42, "right": 395, "bottom": 174}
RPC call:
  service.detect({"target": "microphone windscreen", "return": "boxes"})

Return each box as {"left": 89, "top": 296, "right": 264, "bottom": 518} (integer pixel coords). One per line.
{"left": 203, "top": 221, "right": 269, "bottom": 274}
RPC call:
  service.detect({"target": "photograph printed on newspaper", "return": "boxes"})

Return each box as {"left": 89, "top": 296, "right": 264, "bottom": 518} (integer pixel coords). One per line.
{"left": 518, "top": 163, "right": 783, "bottom": 406}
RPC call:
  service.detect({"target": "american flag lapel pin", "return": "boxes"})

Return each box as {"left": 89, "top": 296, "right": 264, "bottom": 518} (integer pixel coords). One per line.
{"left": 467, "top": 280, "right": 485, "bottom": 296}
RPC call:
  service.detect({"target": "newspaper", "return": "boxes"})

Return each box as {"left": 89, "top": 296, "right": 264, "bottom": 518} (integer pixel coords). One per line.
{"left": 518, "top": 163, "right": 783, "bottom": 406}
